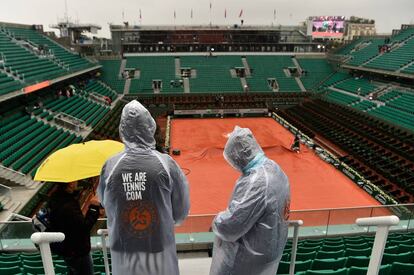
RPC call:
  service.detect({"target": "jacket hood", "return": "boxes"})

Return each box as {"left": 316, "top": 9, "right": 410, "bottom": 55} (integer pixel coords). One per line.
{"left": 223, "top": 126, "right": 264, "bottom": 172}
{"left": 119, "top": 100, "right": 156, "bottom": 150}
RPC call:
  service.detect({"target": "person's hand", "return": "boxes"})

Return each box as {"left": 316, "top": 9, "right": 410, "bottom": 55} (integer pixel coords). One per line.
{"left": 89, "top": 199, "right": 101, "bottom": 207}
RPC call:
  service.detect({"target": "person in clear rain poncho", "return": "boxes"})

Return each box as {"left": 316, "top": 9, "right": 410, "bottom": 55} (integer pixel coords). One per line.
{"left": 210, "top": 126, "right": 291, "bottom": 275}
{"left": 98, "top": 100, "right": 190, "bottom": 275}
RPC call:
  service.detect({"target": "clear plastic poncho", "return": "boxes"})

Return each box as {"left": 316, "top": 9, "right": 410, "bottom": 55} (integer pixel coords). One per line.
{"left": 98, "top": 100, "right": 190, "bottom": 275}
{"left": 210, "top": 126, "right": 291, "bottom": 275}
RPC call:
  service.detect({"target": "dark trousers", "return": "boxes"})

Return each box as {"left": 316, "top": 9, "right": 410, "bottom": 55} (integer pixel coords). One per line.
{"left": 64, "top": 253, "right": 94, "bottom": 275}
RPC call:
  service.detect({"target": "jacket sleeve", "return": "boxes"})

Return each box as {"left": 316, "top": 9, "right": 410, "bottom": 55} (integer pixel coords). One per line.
{"left": 212, "top": 176, "right": 267, "bottom": 242}
{"left": 62, "top": 200, "right": 99, "bottom": 234}
{"left": 168, "top": 157, "right": 190, "bottom": 225}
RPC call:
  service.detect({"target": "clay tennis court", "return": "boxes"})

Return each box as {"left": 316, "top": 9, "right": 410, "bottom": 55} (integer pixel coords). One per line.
{"left": 170, "top": 117, "right": 382, "bottom": 231}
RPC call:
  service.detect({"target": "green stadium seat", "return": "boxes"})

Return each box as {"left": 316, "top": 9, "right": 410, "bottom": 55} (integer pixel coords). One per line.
{"left": 311, "top": 257, "right": 347, "bottom": 271}
{"left": 298, "top": 246, "right": 321, "bottom": 253}
{"left": 296, "top": 251, "right": 317, "bottom": 261}
{"left": 398, "top": 244, "right": 414, "bottom": 254}
{"left": 321, "top": 244, "right": 345, "bottom": 252}
{"left": 54, "top": 264, "right": 68, "bottom": 274}
{"left": 345, "top": 243, "right": 371, "bottom": 250}
{"left": 389, "top": 262, "right": 414, "bottom": 275}
{"left": 316, "top": 250, "right": 345, "bottom": 259}
{"left": 381, "top": 251, "right": 413, "bottom": 265}
{"left": 345, "top": 256, "right": 370, "bottom": 268}
{"left": 0, "top": 266, "right": 22, "bottom": 275}
{"left": 0, "top": 255, "right": 20, "bottom": 262}
{"left": 384, "top": 245, "right": 399, "bottom": 254}
{"left": 348, "top": 264, "right": 391, "bottom": 275}
{"left": 22, "top": 259, "right": 43, "bottom": 267}
{"left": 23, "top": 264, "right": 45, "bottom": 274}
{"left": 345, "top": 247, "right": 371, "bottom": 257}
{"left": 0, "top": 260, "right": 21, "bottom": 268}
{"left": 297, "top": 267, "right": 348, "bottom": 275}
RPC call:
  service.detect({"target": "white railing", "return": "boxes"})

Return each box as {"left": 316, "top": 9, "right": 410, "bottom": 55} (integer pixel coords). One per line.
{"left": 97, "top": 229, "right": 110, "bottom": 275}
{"left": 31, "top": 232, "right": 65, "bottom": 275}
{"left": 288, "top": 220, "right": 303, "bottom": 275}
{"left": 356, "top": 215, "right": 400, "bottom": 275}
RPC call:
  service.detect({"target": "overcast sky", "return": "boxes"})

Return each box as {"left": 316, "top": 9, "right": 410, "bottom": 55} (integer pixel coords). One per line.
{"left": 1, "top": 0, "right": 413, "bottom": 38}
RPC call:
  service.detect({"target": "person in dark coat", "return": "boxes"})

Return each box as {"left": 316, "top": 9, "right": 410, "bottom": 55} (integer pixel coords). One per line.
{"left": 48, "top": 181, "right": 100, "bottom": 275}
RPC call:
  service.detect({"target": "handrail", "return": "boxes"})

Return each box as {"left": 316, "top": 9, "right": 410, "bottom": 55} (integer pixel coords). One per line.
{"left": 288, "top": 220, "right": 303, "bottom": 275}
{"left": 356, "top": 216, "right": 400, "bottom": 275}
{"left": 31, "top": 232, "right": 65, "bottom": 275}
{"left": 97, "top": 229, "right": 110, "bottom": 275}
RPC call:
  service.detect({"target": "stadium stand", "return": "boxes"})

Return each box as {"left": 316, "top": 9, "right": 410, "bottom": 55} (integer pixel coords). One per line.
{"left": 246, "top": 55, "right": 301, "bottom": 92}
{"left": 0, "top": 113, "right": 82, "bottom": 176}
{"left": 278, "top": 100, "right": 414, "bottom": 202}
{"left": 325, "top": 91, "right": 360, "bottom": 105}
{"left": 333, "top": 77, "right": 378, "bottom": 96}
{"left": 3, "top": 26, "right": 93, "bottom": 71}
{"left": 0, "top": 31, "right": 65, "bottom": 85}
{"left": 334, "top": 38, "right": 366, "bottom": 56}
{"left": 98, "top": 59, "right": 125, "bottom": 93}
{"left": 346, "top": 38, "right": 385, "bottom": 66}
{"left": 127, "top": 56, "right": 183, "bottom": 94}
{"left": 82, "top": 80, "right": 118, "bottom": 101}
{"left": 180, "top": 55, "right": 243, "bottom": 93}
{"left": 277, "top": 231, "right": 414, "bottom": 274}
{"left": 42, "top": 94, "right": 110, "bottom": 127}
{"left": 364, "top": 33, "right": 414, "bottom": 72}
{"left": 320, "top": 72, "right": 351, "bottom": 88}
{"left": 297, "top": 58, "right": 334, "bottom": 90}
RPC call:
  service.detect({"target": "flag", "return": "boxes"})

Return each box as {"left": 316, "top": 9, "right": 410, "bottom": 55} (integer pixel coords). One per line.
{"left": 191, "top": 8, "right": 193, "bottom": 19}
{"left": 174, "top": 10, "right": 176, "bottom": 19}
{"left": 273, "top": 9, "right": 276, "bottom": 20}
{"left": 139, "top": 9, "right": 142, "bottom": 20}
{"left": 210, "top": 2, "right": 212, "bottom": 10}
{"left": 239, "top": 9, "right": 243, "bottom": 18}
{"left": 225, "top": 9, "right": 227, "bottom": 18}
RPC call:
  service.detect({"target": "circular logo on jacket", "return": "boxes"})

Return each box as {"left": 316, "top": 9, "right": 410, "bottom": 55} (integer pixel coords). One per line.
{"left": 284, "top": 199, "right": 291, "bottom": 220}
{"left": 122, "top": 201, "right": 159, "bottom": 238}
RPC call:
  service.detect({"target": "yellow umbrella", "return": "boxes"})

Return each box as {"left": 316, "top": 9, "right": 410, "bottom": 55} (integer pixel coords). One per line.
{"left": 34, "top": 140, "right": 124, "bottom": 183}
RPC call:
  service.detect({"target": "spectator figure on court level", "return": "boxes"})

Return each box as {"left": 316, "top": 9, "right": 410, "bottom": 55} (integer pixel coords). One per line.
{"left": 291, "top": 135, "right": 301, "bottom": 153}
{"left": 98, "top": 100, "right": 190, "bottom": 275}
{"left": 210, "top": 126, "right": 291, "bottom": 275}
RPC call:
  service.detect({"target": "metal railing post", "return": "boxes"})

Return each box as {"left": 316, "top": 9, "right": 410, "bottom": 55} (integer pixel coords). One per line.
{"left": 97, "top": 229, "right": 111, "bottom": 275}
{"left": 288, "top": 220, "right": 303, "bottom": 275}
{"left": 31, "top": 232, "right": 65, "bottom": 275}
{"left": 356, "top": 215, "right": 399, "bottom": 275}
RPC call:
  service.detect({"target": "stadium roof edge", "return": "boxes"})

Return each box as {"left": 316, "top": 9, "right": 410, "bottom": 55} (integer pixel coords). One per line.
{"left": 110, "top": 24, "right": 306, "bottom": 32}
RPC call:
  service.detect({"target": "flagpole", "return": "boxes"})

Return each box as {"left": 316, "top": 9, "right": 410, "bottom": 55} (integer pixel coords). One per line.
{"left": 209, "top": 2, "right": 212, "bottom": 27}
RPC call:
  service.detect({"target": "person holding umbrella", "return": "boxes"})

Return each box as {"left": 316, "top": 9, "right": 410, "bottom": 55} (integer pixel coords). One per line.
{"left": 47, "top": 181, "right": 100, "bottom": 275}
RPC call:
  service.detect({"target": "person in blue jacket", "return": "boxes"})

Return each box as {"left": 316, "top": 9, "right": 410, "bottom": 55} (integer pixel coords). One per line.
{"left": 98, "top": 100, "right": 190, "bottom": 275}
{"left": 210, "top": 126, "right": 291, "bottom": 275}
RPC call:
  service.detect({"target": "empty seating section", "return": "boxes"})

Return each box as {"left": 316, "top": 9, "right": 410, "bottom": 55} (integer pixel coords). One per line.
{"left": 83, "top": 80, "right": 118, "bottom": 100}
{"left": 0, "top": 250, "right": 110, "bottom": 274}
{"left": 4, "top": 26, "right": 93, "bottom": 71}
{"left": 0, "top": 31, "right": 65, "bottom": 84}
{"left": 383, "top": 91, "right": 414, "bottom": 114}
{"left": 0, "top": 113, "right": 81, "bottom": 175}
{"left": 0, "top": 70, "right": 21, "bottom": 96}
{"left": 364, "top": 37, "right": 414, "bottom": 72}
{"left": 368, "top": 106, "right": 414, "bottom": 132}
{"left": 351, "top": 100, "right": 376, "bottom": 111}
{"left": 128, "top": 56, "right": 183, "bottom": 93}
{"left": 335, "top": 38, "right": 365, "bottom": 56}
{"left": 277, "top": 232, "right": 414, "bottom": 274}
{"left": 181, "top": 56, "right": 242, "bottom": 93}
{"left": 347, "top": 38, "right": 384, "bottom": 66}
{"left": 298, "top": 58, "right": 334, "bottom": 89}
{"left": 378, "top": 90, "right": 401, "bottom": 102}
{"left": 246, "top": 55, "right": 301, "bottom": 92}
{"left": 402, "top": 63, "right": 414, "bottom": 74}
{"left": 320, "top": 72, "right": 351, "bottom": 87}
{"left": 333, "top": 78, "right": 377, "bottom": 96}
{"left": 43, "top": 95, "right": 110, "bottom": 127}
{"left": 99, "top": 60, "right": 125, "bottom": 93}
{"left": 325, "top": 91, "right": 360, "bottom": 105}
{"left": 278, "top": 100, "right": 414, "bottom": 201}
